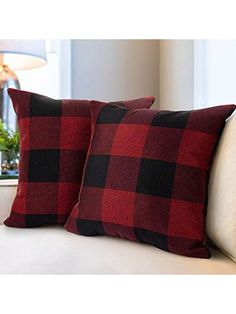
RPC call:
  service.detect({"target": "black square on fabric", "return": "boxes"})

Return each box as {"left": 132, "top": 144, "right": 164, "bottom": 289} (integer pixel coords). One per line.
{"left": 30, "top": 94, "right": 62, "bottom": 116}
{"left": 151, "top": 111, "right": 190, "bottom": 129}
{"left": 77, "top": 219, "right": 106, "bottom": 236}
{"left": 83, "top": 155, "right": 110, "bottom": 187}
{"left": 59, "top": 149, "right": 87, "bottom": 183}
{"left": 134, "top": 228, "right": 168, "bottom": 251}
{"left": 96, "top": 104, "right": 127, "bottom": 124}
{"left": 25, "top": 214, "right": 57, "bottom": 227}
{"left": 28, "top": 150, "right": 60, "bottom": 182}
{"left": 136, "top": 159, "right": 176, "bottom": 198}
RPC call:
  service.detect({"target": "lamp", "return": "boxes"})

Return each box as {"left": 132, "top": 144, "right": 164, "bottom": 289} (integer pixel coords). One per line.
{"left": 0, "top": 40, "right": 47, "bottom": 130}
{"left": 0, "top": 40, "right": 47, "bottom": 176}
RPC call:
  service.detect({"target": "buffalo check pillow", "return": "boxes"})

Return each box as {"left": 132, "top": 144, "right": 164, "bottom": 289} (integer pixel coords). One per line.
{"left": 65, "top": 101, "right": 236, "bottom": 258}
{"left": 4, "top": 89, "right": 155, "bottom": 228}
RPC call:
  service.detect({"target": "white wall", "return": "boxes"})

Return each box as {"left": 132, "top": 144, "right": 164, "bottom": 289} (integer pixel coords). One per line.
{"left": 71, "top": 40, "right": 159, "bottom": 107}
{"left": 15, "top": 40, "right": 71, "bottom": 99}
{"left": 159, "top": 40, "right": 194, "bottom": 110}
{"left": 16, "top": 52, "right": 59, "bottom": 98}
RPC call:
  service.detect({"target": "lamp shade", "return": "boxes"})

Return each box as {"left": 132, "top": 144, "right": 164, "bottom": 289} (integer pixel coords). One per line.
{"left": 0, "top": 40, "right": 47, "bottom": 70}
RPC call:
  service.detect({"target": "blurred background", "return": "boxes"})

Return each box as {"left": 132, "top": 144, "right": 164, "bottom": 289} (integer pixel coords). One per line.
{"left": 2, "top": 39, "right": 236, "bottom": 115}
{"left": 1, "top": 39, "right": 236, "bottom": 176}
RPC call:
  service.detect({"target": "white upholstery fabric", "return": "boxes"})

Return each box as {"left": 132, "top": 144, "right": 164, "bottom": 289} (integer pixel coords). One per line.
{"left": 0, "top": 225, "right": 236, "bottom": 274}
{"left": 0, "top": 182, "right": 17, "bottom": 225}
{"left": 207, "top": 111, "right": 236, "bottom": 261}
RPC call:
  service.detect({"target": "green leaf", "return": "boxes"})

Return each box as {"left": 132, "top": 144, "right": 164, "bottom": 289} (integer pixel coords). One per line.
{"left": 0, "top": 120, "right": 20, "bottom": 160}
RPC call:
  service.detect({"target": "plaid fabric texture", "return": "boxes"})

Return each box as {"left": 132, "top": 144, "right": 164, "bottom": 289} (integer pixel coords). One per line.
{"left": 65, "top": 101, "right": 236, "bottom": 258}
{"left": 4, "top": 89, "right": 155, "bottom": 227}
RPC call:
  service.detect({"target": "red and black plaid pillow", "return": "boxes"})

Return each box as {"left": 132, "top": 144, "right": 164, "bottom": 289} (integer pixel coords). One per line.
{"left": 4, "top": 89, "right": 155, "bottom": 228}
{"left": 65, "top": 101, "right": 236, "bottom": 258}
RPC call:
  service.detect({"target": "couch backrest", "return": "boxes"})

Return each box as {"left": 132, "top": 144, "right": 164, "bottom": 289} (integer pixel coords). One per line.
{"left": 207, "top": 109, "right": 236, "bottom": 261}
{"left": 0, "top": 180, "right": 17, "bottom": 225}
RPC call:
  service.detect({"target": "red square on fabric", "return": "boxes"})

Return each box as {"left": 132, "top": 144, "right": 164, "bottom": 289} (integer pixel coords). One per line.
{"left": 177, "top": 129, "right": 216, "bottom": 170}
{"left": 68, "top": 206, "right": 80, "bottom": 219}
{"left": 4, "top": 212, "right": 26, "bottom": 227}
{"left": 60, "top": 117, "right": 91, "bottom": 150}
{"left": 30, "top": 117, "right": 61, "bottom": 149}
{"left": 106, "top": 156, "right": 141, "bottom": 191}
{"left": 90, "top": 124, "right": 118, "bottom": 155}
{"left": 134, "top": 194, "right": 170, "bottom": 234}
{"left": 11, "top": 183, "right": 28, "bottom": 214}
{"left": 18, "top": 118, "right": 30, "bottom": 150}
{"left": 168, "top": 199, "right": 204, "bottom": 239}
{"left": 101, "top": 189, "right": 135, "bottom": 226}
{"left": 79, "top": 187, "right": 104, "bottom": 220}
{"left": 26, "top": 183, "right": 58, "bottom": 214}
{"left": 111, "top": 124, "right": 149, "bottom": 157}
{"left": 8, "top": 88, "right": 30, "bottom": 119}
{"left": 121, "top": 108, "right": 156, "bottom": 125}
{"left": 17, "top": 150, "right": 29, "bottom": 182}
{"left": 61, "top": 99, "right": 90, "bottom": 117}
{"left": 57, "top": 183, "right": 79, "bottom": 215}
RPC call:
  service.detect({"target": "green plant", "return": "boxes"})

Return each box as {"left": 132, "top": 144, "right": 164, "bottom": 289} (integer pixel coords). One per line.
{"left": 0, "top": 119, "right": 20, "bottom": 169}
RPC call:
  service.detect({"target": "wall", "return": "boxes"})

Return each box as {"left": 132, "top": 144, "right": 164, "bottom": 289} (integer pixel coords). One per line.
{"left": 159, "top": 40, "right": 194, "bottom": 110}
{"left": 16, "top": 40, "right": 71, "bottom": 99}
{"left": 71, "top": 40, "right": 159, "bottom": 107}
{"left": 16, "top": 52, "right": 59, "bottom": 98}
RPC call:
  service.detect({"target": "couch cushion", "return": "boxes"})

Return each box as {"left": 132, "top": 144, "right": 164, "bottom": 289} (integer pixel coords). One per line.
{"left": 0, "top": 225, "right": 235, "bottom": 274}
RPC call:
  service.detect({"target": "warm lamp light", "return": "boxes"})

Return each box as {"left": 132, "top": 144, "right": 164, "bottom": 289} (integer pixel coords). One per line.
{"left": 0, "top": 40, "right": 47, "bottom": 130}
{"left": 0, "top": 40, "right": 47, "bottom": 176}
{"left": 0, "top": 40, "right": 47, "bottom": 70}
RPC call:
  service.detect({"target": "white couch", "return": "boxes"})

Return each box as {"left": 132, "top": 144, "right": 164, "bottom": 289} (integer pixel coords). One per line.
{"left": 1, "top": 180, "right": 236, "bottom": 274}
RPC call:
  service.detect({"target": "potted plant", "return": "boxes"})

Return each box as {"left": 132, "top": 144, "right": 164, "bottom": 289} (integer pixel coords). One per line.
{"left": 0, "top": 119, "right": 20, "bottom": 176}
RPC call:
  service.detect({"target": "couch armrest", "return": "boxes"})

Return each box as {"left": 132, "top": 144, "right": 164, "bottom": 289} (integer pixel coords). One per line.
{"left": 0, "top": 180, "right": 18, "bottom": 225}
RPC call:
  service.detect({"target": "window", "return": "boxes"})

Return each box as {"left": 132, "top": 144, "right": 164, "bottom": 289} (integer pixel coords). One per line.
{"left": 194, "top": 40, "right": 236, "bottom": 108}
